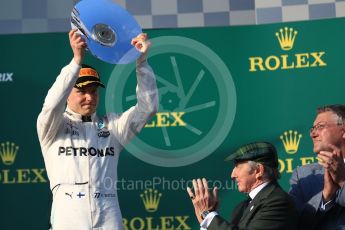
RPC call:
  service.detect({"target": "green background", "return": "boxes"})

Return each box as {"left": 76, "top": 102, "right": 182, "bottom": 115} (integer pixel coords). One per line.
{"left": 0, "top": 18, "right": 344, "bottom": 229}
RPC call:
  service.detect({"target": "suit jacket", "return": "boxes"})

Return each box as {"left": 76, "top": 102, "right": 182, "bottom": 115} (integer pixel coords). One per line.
{"left": 208, "top": 182, "right": 297, "bottom": 230}
{"left": 289, "top": 163, "right": 345, "bottom": 230}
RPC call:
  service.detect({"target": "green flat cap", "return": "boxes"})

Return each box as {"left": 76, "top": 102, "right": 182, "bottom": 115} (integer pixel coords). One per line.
{"left": 225, "top": 142, "right": 278, "bottom": 168}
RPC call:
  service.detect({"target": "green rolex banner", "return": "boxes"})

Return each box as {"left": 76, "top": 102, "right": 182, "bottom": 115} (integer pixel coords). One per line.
{"left": 0, "top": 18, "right": 344, "bottom": 229}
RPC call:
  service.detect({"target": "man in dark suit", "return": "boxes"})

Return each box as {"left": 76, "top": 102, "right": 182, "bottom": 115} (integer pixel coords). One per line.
{"left": 187, "top": 142, "right": 297, "bottom": 230}
{"left": 289, "top": 104, "right": 345, "bottom": 229}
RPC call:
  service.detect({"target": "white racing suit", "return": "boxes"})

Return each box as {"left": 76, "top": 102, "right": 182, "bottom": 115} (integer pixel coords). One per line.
{"left": 37, "top": 59, "right": 158, "bottom": 230}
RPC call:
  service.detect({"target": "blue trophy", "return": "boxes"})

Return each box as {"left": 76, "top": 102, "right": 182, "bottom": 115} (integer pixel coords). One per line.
{"left": 71, "top": 0, "right": 142, "bottom": 64}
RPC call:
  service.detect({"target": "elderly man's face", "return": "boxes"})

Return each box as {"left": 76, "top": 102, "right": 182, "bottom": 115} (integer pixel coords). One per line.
{"left": 67, "top": 85, "right": 99, "bottom": 116}
{"left": 231, "top": 161, "right": 259, "bottom": 193}
{"left": 310, "top": 111, "right": 345, "bottom": 154}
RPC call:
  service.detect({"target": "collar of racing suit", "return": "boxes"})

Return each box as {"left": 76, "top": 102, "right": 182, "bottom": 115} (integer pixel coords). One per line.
{"left": 65, "top": 106, "right": 97, "bottom": 122}
{"left": 81, "top": 116, "right": 92, "bottom": 122}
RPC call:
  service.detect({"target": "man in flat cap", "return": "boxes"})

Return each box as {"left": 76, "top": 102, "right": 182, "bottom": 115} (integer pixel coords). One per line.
{"left": 37, "top": 30, "right": 158, "bottom": 229}
{"left": 187, "top": 141, "right": 297, "bottom": 230}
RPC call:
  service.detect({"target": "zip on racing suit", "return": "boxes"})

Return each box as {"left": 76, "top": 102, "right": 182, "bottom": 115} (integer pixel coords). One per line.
{"left": 37, "top": 59, "right": 158, "bottom": 230}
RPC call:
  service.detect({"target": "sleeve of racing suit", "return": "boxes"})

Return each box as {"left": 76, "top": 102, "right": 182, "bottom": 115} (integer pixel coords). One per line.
{"left": 111, "top": 60, "right": 158, "bottom": 146}
{"left": 37, "top": 59, "right": 81, "bottom": 148}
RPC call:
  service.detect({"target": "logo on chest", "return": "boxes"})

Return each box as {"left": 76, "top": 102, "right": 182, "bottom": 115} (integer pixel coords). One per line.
{"left": 97, "top": 117, "right": 110, "bottom": 138}
{"left": 65, "top": 120, "right": 79, "bottom": 136}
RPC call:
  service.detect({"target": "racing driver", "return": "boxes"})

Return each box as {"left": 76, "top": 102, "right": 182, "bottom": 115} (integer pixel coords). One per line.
{"left": 37, "top": 29, "right": 158, "bottom": 229}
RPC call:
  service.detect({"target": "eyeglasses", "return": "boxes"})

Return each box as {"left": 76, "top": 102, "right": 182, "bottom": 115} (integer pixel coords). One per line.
{"left": 309, "top": 122, "right": 343, "bottom": 134}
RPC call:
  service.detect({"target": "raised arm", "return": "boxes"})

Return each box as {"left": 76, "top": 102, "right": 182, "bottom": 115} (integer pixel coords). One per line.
{"left": 37, "top": 30, "right": 86, "bottom": 148}
{"left": 110, "top": 33, "right": 158, "bottom": 146}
